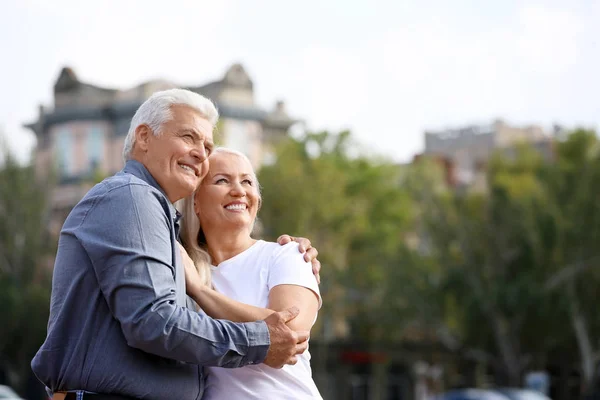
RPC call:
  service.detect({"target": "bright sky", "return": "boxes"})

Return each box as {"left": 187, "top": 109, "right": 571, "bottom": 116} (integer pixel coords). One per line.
{"left": 1, "top": 0, "right": 598, "bottom": 164}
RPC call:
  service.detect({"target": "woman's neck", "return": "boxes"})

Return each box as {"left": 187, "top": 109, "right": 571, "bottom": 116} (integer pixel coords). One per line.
{"left": 203, "top": 225, "right": 256, "bottom": 266}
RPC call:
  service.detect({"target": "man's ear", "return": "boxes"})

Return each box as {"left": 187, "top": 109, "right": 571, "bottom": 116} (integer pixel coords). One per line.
{"left": 135, "top": 124, "right": 152, "bottom": 152}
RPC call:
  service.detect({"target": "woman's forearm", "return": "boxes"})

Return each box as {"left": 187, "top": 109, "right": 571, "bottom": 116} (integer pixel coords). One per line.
{"left": 189, "top": 285, "right": 275, "bottom": 322}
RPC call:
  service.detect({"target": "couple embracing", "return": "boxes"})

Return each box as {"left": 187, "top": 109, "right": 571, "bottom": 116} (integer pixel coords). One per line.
{"left": 32, "top": 89, "right": 323, "bottom": 399}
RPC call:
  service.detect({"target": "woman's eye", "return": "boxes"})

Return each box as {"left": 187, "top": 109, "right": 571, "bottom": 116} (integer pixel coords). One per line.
{"left": 215, "top": 178, "right": 227, "bottom": 184}
{"left": 242, "top": 179, "right": 253, "bottom": 186}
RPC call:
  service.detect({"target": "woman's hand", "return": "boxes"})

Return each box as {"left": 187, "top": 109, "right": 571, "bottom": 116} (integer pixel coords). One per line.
{"left": 178, "top": 242, "right": 204, "bottom": 296}
{"left": 277, "top": 235, "right": 321, "bottom": 284}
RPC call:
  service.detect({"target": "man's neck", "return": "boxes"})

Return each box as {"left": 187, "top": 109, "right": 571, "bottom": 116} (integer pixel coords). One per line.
{"left": 203, "top": 226, "right": 256, "bottom": 266}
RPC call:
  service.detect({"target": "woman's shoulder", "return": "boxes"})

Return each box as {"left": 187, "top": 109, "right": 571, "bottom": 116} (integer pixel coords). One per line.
{"left": 258, "top": 240, "right": 303, "bottom": 258}
{"left": 256, "top": 241, "right": 310, "bottom": 272}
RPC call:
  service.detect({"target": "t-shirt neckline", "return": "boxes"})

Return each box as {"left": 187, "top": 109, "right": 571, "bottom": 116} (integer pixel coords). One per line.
{"left": 210, "top": 239, "right": 264, "bottom": 270}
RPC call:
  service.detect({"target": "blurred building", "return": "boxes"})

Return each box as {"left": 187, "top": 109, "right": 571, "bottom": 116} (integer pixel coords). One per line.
{"left": 421, "top": 119, "right": 554, "bottom": 189}
{"left": 25, "top": 64, "right": 296, "bottom": 231}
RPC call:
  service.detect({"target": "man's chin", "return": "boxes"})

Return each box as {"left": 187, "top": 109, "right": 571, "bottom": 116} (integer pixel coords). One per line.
{"left": 180, "top": 175, "right": 199, "bottom": 188}
{"left": 182, "top": 186, "right": 197, "bottom": 198}
{"left": 169, "top": 182, "right": 197, "bottom": 202}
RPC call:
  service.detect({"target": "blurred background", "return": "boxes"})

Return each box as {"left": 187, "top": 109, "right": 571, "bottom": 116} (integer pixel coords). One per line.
{"left": 1, "top": 1, "right": 599, "bottom": 399}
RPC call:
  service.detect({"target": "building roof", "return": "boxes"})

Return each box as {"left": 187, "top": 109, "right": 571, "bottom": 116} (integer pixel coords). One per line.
{"left": 25, "top": 64, "right": 295, "bottom": 135}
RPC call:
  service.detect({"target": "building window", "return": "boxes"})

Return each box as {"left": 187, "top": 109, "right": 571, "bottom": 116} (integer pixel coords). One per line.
{"left": 225, "top": 120, "right": 250, "bottom": 157}
{"left": 56, "top": 128, "right": 73, "bottom": 177}
{"left": 88, "top": 126, "right": 104, "bottom": 171}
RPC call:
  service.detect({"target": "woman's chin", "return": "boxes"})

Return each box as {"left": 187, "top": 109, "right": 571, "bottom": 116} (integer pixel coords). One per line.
{"left": 221, "top": 216, "right": 252, "bottom": 230}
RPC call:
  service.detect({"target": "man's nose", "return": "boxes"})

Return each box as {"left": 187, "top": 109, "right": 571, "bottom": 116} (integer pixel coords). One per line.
{"left": 190, "top": 144, "right": 207, "bottom": 162}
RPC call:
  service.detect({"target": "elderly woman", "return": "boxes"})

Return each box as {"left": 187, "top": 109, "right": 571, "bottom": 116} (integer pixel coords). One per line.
{"left": 178, "top": 147, "right": 322, "bottom": 399}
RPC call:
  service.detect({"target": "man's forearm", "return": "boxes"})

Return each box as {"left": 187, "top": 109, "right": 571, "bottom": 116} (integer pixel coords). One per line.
{"left": 190, "top": 286, "right": 275, "bottom": 322}
{"left": 121, "top": 298, "right": 270, "bottom": 368}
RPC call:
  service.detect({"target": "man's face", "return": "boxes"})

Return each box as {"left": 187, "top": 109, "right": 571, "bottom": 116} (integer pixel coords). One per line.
{"left": 136, "top": 104, "right": 214, "bottom": 202}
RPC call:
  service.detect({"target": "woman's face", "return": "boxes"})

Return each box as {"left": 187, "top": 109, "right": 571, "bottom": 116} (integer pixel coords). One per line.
{"left": 194, "top": 152, "right": 260, "bottom": 232}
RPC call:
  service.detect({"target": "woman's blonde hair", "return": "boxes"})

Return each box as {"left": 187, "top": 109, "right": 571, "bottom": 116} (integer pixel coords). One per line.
{"left": 176, "top": 147, "right": 261, "bottom": 287}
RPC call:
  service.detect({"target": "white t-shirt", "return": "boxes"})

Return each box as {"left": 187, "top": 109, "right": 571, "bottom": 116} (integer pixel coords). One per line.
{"left": 203, "top": 240, "right": 323, "bottom": 400}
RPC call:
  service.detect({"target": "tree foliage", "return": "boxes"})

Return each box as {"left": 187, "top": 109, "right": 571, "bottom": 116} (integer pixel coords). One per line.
{"left": 0, "top": 148, "right": 53, "bottom": 392}
{"left": 409, "top": 130, "right": 600, "bottom": 390}
{"left": 258, "top": 131, "right": 415, "bottom": 340}
{"left": 258, "top": 128, "right": 600, "bottom": 394}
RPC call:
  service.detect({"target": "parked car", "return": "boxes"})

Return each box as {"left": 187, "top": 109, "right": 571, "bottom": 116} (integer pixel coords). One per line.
{"left": 437, "top": 388, "right": 551, "bottom": 400}
{"left": 495, "top": 388, "right": 551, "bottom": 400}
{"left": 436, "top": 389, "right": 515, "bottom": 400}
{"left": 0, "top": 385, "right": 23, "bottom": 400}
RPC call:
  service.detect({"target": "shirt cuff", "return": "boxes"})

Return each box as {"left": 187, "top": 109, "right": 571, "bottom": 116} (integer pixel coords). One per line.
{"left": 241, "top": 320, "right": 270, "bottom": 366}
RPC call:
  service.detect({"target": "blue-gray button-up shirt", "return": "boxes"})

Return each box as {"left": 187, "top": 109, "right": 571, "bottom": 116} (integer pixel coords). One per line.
{"left": 31, "top": 160, "right": 270, "bottom": 399}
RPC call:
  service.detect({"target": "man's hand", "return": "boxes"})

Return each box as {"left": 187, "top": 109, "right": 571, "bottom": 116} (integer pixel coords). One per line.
{"left": 277, "top": 235, "right": 321, "bottom": 284}
{"left": 262, "top": 307, "right": 310, "bottom": 369}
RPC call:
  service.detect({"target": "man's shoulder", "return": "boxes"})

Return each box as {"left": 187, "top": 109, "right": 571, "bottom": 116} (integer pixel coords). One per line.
{"left": 83, "top": 171, "right": 166, "bottom": 204}
{"left": 66, "top": 171, "right": 170, "bottom": 229}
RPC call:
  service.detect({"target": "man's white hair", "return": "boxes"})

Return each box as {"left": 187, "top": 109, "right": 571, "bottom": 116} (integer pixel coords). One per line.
{"left": 122, "top": 88, "right": 219, "bottom": 162}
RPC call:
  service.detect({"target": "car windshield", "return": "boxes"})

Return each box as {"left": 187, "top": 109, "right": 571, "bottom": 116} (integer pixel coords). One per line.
{"left": 496, "top": 389, "right": 551, "bottom": 400}
{"left": 0, "top": 386, "right": 19, "bottom": 399}
{"left": 439, "top": 389, "right": 511, "bottom": 400}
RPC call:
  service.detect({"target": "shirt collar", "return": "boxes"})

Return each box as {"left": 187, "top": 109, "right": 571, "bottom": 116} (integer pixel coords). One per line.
{"left": 123, "top": 160, "right": 181, "bottom": 225}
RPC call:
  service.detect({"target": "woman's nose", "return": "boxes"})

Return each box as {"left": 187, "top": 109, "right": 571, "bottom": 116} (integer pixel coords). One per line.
{"left": 230, "top": 182, "right": 246, "bottom": 197}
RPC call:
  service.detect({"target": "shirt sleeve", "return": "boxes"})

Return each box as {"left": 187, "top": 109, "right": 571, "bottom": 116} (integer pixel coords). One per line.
{"left": 76, "top": 183, "right": 269, "bottom": 368}
{"left": 267, "top": 242, "right": 322, "bottom": 309}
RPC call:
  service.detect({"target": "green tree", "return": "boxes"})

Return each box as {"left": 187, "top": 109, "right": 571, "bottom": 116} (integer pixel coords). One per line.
{"left": 258, "top": 131, "right": 415, "bottom": 341}
{"left": 542, "top": 129, "right": 600, "bottom": 393}
{"left": 0, "top": 147, "right": 54, "bottom": 392}
{"left": 409, "top": 145, "right": 570, "bottom": 387}
{"left": 257, "top": 128, "right": 600, "bottom": 394}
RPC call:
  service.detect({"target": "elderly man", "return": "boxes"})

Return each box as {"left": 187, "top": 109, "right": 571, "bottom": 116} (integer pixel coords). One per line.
{"left": 32, "top": 89, "right": 321, "bottom": 400}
